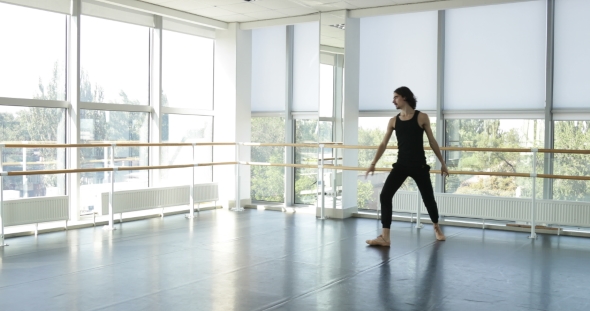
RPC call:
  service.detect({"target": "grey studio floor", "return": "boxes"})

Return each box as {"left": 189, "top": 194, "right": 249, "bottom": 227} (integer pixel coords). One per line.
{"left": 1, "top": 209, "right": 590, "bottom": 311}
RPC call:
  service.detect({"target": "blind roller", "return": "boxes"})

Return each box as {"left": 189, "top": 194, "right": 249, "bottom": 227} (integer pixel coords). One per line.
{"left": 553, "top": 0, "right": 590, "bottom": 109}
{"left": 292, "top": 22, "right": 320, "bottom": 112}
{"left": 444, "top": 1, "right": 546, "bottom": 110}
{"left": 82, "top": 0, "right": 154, "bottom": 27}
{"left": 163, "top": 18, "right": 215, "bottom": 39}
{"left": 0, "top": 0, "right": 70, "bottom": 14}
{"left": 359, "top": 11, "right": 437, "bottom": 112}
{"left": 251, "top": 26, "right": 287, "bottom": 112}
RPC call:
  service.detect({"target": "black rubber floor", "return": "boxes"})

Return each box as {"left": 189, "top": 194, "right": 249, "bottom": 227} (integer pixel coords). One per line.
{"left": 1, "top": 209, "right": 589, "bottom": 311}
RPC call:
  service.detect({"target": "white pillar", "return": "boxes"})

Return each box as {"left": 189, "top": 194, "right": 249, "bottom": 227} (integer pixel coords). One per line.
{"left": 341, "top": 13, "right": 360, "bottom": 216}
{"left": 213, "top": 23, "right": 252, "bottom": 209}
{"left": 150, "top": 16, "right": 163, "bottom": 186}
{"left": 67, "top": 0, "right": 81, "bottom": 221}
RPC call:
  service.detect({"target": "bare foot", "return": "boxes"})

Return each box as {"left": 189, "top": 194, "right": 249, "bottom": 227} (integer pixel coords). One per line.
{"left": 366, "top": 235, "right": 391, "bottom": 247}
{"left": 434, "top": 224, "right": 446, "bottom": 241}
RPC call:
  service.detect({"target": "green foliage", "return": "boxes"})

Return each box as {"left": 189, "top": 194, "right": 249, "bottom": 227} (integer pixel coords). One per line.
{"left": 357, "top": 179, "right": 374, "bottom": 209}
{"left": 250, "top": 117, "right": 285, "bottom": 202}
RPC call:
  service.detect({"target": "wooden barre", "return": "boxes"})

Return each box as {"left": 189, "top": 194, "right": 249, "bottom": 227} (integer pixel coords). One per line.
{"left": 0, "top": 142, "right": 237, "bottom": 148}
{"left": 2, "top": 142, "right": 590, "bottom": 154}
{"left": 2, "top": 162, "right": 238, "bottom": 176}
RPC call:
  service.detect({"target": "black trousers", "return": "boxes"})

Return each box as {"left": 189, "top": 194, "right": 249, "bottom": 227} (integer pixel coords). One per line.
{"left": 380, "top": 163, "right": 439, "bottom": 228}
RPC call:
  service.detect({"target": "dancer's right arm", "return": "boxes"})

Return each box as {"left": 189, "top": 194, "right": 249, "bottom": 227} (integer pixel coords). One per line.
{"left": 365, "top": 118, "right": 395, "bottom": 178}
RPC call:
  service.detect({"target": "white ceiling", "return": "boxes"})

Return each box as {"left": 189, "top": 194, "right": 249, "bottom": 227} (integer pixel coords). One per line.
{"left": 139, "top": 0, "right": 438, "bottom": 23}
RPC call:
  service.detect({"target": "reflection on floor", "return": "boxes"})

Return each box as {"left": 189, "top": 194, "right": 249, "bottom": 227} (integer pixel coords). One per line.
{"left": 1, "top": 209, "right": 589, "bottom": 311}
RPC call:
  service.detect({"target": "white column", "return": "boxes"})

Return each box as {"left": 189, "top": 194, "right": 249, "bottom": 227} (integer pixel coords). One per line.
{"left": 341, "top": 13, "right": 360, "bottom": 216}
{"left": 150, "top": 16, "right": 163, "bottom": 186}
{"left": 67, "top": 0, "right": 81, "bottom": 221}
{"left": 213, "top": 23, "right": 252, "bottom": 209}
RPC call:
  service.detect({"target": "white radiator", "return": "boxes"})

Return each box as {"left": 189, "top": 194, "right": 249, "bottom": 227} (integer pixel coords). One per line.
{"left": 194, "top": 182, "right": 219, "bottom": 203}
{"left": 2, "top": 196, "right": 69, "bottom": 227}
{"left": 101, "top": 183, "right": 218, "bottom": 215}
{"left": 391, "top": 191, "right": 590, "bottom": 227}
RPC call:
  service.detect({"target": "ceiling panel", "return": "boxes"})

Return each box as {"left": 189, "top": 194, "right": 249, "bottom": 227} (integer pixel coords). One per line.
{"left": 139, "top": 0, "right": 448, "bottom": 23}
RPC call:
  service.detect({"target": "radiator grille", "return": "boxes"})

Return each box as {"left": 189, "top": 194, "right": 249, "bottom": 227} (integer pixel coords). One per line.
{"left": 3, "top": 196, "right": 69, "bottom": 226}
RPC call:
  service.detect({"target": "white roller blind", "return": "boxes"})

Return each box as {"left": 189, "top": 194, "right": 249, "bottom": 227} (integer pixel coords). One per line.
{"left": 444, "top": 1, "right": 546, "bottom": 110}
{"left": 163, "top": 18, "right": 215, "bottom": 39}
{"left": 292, "top": 22, "right": 320, "bottom": 112}
{"left": 251, "top": 26, "right": 286, "bottom": 112}
{"left": 0, "top": 0, "right": 70, "bottom": 14}
{"left": 359, "top": 11, "right": 437, "bottom": 111}
{"left": 554, "top": 0, "right": 590, "bottom": 109}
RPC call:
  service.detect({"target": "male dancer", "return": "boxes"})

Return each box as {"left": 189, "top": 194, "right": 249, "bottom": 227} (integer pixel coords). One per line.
{"left": 365, "top": 86, "right": 449, "bottom": 246}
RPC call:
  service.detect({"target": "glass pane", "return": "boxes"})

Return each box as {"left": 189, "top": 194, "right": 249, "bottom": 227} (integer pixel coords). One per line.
{"left": 445, "top": 119, "right": 544, "bottom": 199}
{"left": 161, "top": 114, "right": 213, "bottom": 186}
{"left": 553, "top": 121, "right": 590, "bottom": 202}
{"left": 360, "top": 11, "right": 438, "bottom": 111}
{"left": 358, "top": 116, "right": 437, "bottom": 210}
{"left": 553, "top": 0, "right": 590, "bottom": 108}
{"left": 0, "top": 106, "right": 66, "bottom": 198}
{"left": 251, "top": 117, "right": 285, "bottom": 202}
{"left": 79, "top": 110, "right": 149, "bottom": 215}
{"left": 81, "top": 16, "right": 149, "bottom": 105}
{"left": 295, "top": 119, "right": 319, "bottom": 205}
{"left": 0, "top": 3, "right": 66, "bottom": 100}
{"left": 445, "top": 1, "right": 546, "bottom": 110}
{"left": 319, "top": 64, "right": 334, "bottom": 117}
{"left": 162, "top": 30, "right": 214, "bottom": 110}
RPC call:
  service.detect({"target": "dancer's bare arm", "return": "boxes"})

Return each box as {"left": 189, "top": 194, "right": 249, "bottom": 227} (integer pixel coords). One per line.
{"left": 419, "top": 113, "right": 449, "bottom": 177}
{"left": 365, "top": 118, "right": 395, "bottom": 178}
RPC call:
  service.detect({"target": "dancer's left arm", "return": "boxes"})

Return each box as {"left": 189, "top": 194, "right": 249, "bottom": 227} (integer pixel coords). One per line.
{"left": 419, "top": 113, "right": 449, "bottom": 177}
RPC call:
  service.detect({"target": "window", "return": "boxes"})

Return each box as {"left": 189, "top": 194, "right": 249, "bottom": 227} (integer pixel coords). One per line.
{"left": 445, "top": 1, "right": 546, "bottom": 110}
{"left": 553, "top": 0, "right": 590, "bottom": 109}
{"left": 162, "top": 30, "right": 214, "bottom": 110}
{"left": 81, "top": 16, "right": 149, "bottom": 105}
{"left": 0, "top": 106, "right": 66, "bottom": 198}
{"left": 79, "top": 110, "right": 149, "bottom": 214}
{"left": 319, "top": 64, "right": 334, "bottom": 118}
{"left": 445, "top": 119, "right": 544, "bottom": 198}
{"left": 250, "top": 117, "right": 285, "bottom": 202}
{"left": 161, "top": 114, "right": 213, "bottom": 185}
{"left": 360, "top": 11, "right": 438, "bottom": 111}
{"left": 553, "top": 121, "right": 590, "bottom": 202}
{"left": 0, "top": 3, "right": 66, "bottom": 100}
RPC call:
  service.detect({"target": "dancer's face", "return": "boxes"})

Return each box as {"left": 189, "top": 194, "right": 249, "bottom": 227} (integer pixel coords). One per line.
{"left": 393, "top": 93, "right": 406, "bottom": 109}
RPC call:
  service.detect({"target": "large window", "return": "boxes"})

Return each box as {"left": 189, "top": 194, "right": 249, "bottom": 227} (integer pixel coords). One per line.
{"left": 0, "top": 106, "right": 66, "bottom": 199}
{"left": 79, "top": 110, "right": 149, "bottom": 214}
{"left": 445, "top": 1, "right": 546, "bottom": 110}
{"left": 81, "top": 16, "right": 149, "bottom": 105}
{"left": 294, "top": 119, "right": 332, "bottom": 205}
{"left": 162, "top": 30, "right": 214, "bottom": 110}
{"left": 319, "top": 64, "right": 334, "bottom": 118}
{"left": 250, "top": 117, "right": 285, "bottom": 202}
{"left": 553, "top": 121, "right": 590, "bottom": 202}
{"left": 0, "top": 3, "right": 66, "bottom": 100}
{"left": 161, "top": 114, "right": 213, "bottom": 186}
{"left": 445, "top": 119, "right": 544, "bottom": 198}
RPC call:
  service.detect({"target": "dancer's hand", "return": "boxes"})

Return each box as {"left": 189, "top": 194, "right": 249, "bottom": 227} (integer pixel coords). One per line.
{"left": 365, "top": 164, "right": 375, "bottom": 179}
{"left": 441, "top": 164, "right": 449, "bottom": 177}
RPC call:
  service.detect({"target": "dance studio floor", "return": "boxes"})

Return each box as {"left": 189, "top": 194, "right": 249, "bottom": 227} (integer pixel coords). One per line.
{"left": 1, "top": 208, "right": 589, "bottom": 311}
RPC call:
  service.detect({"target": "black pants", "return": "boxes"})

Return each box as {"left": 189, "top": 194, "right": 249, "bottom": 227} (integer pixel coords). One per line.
{"left": 380, "top": 163, "right": 439, "bottom": 228}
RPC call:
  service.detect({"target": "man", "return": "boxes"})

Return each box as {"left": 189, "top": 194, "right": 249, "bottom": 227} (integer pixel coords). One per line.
{"left": 365, "top": 86, "right": 449, "bottom": 246}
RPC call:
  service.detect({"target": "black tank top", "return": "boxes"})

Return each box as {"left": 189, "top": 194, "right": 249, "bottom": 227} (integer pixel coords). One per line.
{"left": 394, "top": 110, "right": 426, "bottom": 165}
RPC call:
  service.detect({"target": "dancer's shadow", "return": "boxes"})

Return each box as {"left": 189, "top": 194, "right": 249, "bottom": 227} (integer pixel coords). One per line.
{"left": 378, "top": 241, "right": 444, "bottom": 310}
